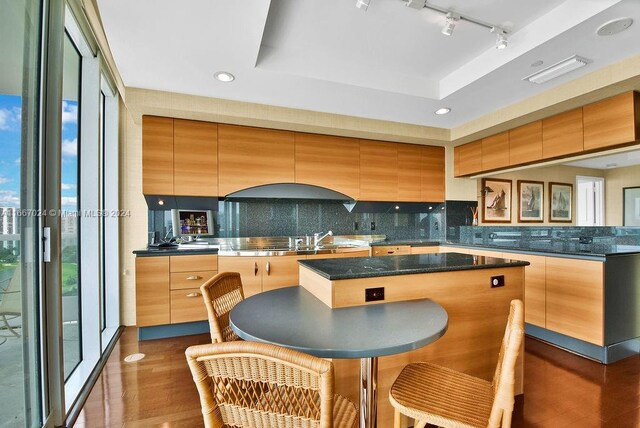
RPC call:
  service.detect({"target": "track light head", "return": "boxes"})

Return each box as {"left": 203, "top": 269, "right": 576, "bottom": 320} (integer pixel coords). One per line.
{"left": 355, "top": 0, "right": 370, "bottom": 11}
{"left": 491, "top": 27, "right": 508, "bottom": 49}
{"left": 442, "top": 13, "right": 459, "bottom": 36}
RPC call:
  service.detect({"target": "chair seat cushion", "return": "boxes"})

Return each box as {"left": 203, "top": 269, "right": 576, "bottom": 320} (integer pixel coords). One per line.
{"left": 389, "top": 362, "right": 494, "bottom": 428}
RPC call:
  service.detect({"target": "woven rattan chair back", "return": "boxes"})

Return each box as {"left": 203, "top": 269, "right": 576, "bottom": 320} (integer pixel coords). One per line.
{"left": 186, "top": 341, "right": 336, "bottom": 428}
{"left": 200, "top": 272, "right": 245, "bottom": 343}
{"left": 488, "top": 299, "right": 524, "bottom": 428}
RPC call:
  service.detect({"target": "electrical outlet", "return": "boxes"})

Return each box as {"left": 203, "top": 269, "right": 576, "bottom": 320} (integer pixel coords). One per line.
{"left": 365, "top": 287, "right": 385, "bottom": 302}
{"left": 370, "top": 221, "right": 376, "bottom": 230}
{"left": 354, "top": 221, "right": 359, "bottom": 230}
{"left": 491, "top": 275, "right": 505, "bottom": 288}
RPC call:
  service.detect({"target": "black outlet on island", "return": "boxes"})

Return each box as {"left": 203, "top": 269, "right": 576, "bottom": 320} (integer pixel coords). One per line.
{"left": 365, "top": 287, "right": 385, "bottom": 302}
{"left": 491, "top": 275, "right": 505, "bottom": 288}
{"left": 370, "top": 221, "right": 376, "bottom": 230}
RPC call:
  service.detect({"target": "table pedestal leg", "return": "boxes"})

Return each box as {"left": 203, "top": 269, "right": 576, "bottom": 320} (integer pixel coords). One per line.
{"left": 359, "top": 356, "right": 378, "bottom": 428}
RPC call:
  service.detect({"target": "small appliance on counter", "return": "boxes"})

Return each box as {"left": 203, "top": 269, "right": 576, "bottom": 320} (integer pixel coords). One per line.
{"left": 171, "top": 209, "right": 214, "bottom": 236}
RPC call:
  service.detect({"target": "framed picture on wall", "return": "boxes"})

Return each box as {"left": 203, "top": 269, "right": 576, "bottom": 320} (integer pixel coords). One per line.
{"left": 623, "top": 187, "right": 640, "bottom": 226}
{"left": 517, "top": 180, "right": 544, "bottom": 222}
{"left": 482, "top": 178, "right": 512, "bottom": 223}
{"left": 549, "top": 182, "right": 572, "bottom": 222}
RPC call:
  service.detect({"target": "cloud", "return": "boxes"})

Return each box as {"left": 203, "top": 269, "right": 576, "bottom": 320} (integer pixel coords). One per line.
{"left": 61, "top": 183, "right": 76, "bottom": 190}
{"left": 0, "top": 176, "right": 11, "bottom": 185}
{"left": 14, "top": 158, "right": 20, "bottom": 166}
{"left": 62, "top": 101, "right": 78, "bottom": 126}
{"left": 61, "top": 196, "right": 77, "bottom": 207}
{"left": 0, "top": 107, "right": 21, "bottom": 131}
{"left": 62, "top": 138, "right": 77, "bottom": 157}
{"left": 0, "top": 190, "right": 20, "bottom": 207}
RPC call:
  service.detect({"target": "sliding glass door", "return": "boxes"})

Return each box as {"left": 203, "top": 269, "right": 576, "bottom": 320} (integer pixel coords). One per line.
{"left": 0, "top": 0, "right": 45, "bottom": 426}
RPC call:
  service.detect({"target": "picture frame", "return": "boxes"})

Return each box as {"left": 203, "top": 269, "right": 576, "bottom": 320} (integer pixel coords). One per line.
{"left": 482, "top": 178, "right": 512, "bottom": 223}
{"left": 549, "top": 182, "right": 572, "bottom": 223}
{"left": 517, "top": 180, "right": 544, "bottom": 222}
{"left": 623, "top": 186, "right": 640, "bottom": 226}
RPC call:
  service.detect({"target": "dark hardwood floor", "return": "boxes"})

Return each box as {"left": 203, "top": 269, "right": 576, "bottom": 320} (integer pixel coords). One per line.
{"left": 74, "top": 329, "right": 640, "bottom": 427}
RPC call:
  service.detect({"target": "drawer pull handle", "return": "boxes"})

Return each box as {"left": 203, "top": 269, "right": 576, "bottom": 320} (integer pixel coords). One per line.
{"left": 266, "top": 261, "right": 271, "bottom": 275}
{"left": 186, "top": 292, "right": 201, "bottom": 298}
{"left": 186, "top": 275, "right": 202, "bottom": 280}
{"left": 387, "top": 251, "right": 394, "bottom": 254}
{"left": 254, "top": 262, "right": 258, "bottom": 276}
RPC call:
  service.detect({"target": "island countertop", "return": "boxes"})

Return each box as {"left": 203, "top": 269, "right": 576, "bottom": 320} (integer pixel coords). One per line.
{"left": 298, "top": 252, "right": 528, "bottom": 280}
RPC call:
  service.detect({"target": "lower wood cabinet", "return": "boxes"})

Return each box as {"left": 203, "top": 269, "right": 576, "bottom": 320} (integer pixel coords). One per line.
{"left": 135, "top": 254, "right": 218, "bottom": 327}
{"left": 409, "top": 246, "right": 439, "bottom": 255}
{"left": 502, "top": 252, "right": 546, "bottom": 328}
{"left": 371, "top": 245, "right": 411, "bottom": 257}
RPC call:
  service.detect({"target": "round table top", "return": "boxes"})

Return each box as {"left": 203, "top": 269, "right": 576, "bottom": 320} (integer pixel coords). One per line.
{"left": 229, "top": 286, "right": 448, "bottom": 359}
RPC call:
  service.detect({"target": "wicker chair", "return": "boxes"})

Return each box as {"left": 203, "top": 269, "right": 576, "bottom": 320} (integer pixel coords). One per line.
{"left": 0, "top": 269, "right": 21, "bottom": 340}
{"left": 185, "top": 341, "right": 358, "bottom": 428}
{"left": 200, "top": 272, "right": 245, "bottom": 343}
{"left": 389, "top": 299, "right": 524, "bottom": 428}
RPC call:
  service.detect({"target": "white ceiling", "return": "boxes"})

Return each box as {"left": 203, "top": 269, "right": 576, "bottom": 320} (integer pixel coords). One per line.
{"left": 564, "top": 149, "right": 640, "bottom": 170}
{"left": 97, "top": 0, "right": 640, "bottom": 128}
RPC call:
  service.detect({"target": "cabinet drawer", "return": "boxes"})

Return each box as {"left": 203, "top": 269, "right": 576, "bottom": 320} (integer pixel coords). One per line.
{"left": 170, "top": 270, "right": 217, "bottom": 290}
{"left": 170, "top": 288, "right": 208, "bottom": 324}
{"left": 169, "top": 254, "right": 218, "bottom": 272}
{"left": 372, "top": 246, "right": 411, "bottom": 256}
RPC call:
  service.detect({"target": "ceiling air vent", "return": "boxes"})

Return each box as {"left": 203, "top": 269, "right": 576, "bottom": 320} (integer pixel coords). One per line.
{"left": 522, "top": 55, "right": 590, "bottom": 85}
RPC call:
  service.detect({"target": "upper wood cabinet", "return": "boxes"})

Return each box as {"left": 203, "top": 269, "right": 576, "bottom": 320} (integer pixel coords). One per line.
{"left": 294, "top": 133, "right": 360, "bottom": 199}
{"left": 509, "top": 121, "right": 542, "bottom": 165}
{"left": 397, "top": 144, "right": 422, "bottom": 202}
{"left": 142, "top": 116, "right": 174, "bottom": 195}
{"left": 421, "top": 146, "right": 445, "bottom": 202}
{"left": 583, "top": 92, "right": 640, "bottom": 151}
{"left": 481, "top": 132, "right": 510, "bottom": 171}
{"left": 142, "top": 116, "right": 218, "bottom": 196}
{"left": 359, "top": 140, "right": 398, "bottom": 201}
{"left": 218, "top": 124, "right": 295, "bottom": 195}
{"left": 454, "top": 140, "right": 482, "bottom": 177}
{"left": 542, "top": 108, "right": 583, "bottom": 159}
{"left": 173, "top": 119, "right": 218, "bottom": 196}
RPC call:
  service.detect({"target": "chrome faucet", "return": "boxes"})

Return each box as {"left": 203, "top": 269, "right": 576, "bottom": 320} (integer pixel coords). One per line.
{"left": 313, "top": 230, "right": 333, "bottom": 246}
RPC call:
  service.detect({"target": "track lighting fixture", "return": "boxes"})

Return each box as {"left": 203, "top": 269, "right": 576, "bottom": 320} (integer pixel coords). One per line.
{"left": 492, "top": 27, "right": 508, "bottom": 49}
{"left": 442, "top": 13, "right": 459, "bottom": 36}
{"left": 355, "top": 0, "right": 371, "bottom": 11}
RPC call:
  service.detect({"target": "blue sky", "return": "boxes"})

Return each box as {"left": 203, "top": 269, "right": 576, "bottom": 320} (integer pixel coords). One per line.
{"left": 0, "top": 94, "right": 78, "bottom": 210}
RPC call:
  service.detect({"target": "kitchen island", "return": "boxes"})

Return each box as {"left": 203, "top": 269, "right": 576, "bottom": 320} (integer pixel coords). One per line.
{"left": 298, "top": 252, "right": 527, "bottom": 427}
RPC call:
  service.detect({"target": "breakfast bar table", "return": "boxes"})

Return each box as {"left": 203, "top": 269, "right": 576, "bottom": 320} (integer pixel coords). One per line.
{"left": 229, "top": 286, "right": 448, "bottom": 428}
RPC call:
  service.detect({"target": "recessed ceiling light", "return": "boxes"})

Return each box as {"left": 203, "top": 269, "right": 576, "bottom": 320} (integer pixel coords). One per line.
{"left": 605, "top": 163, "right": 618, "bottom": 168}
{"left": 597, "top": 18, "right": 633, "bottom": 36}
{"left": 435, "top": 108, "right": 451, "bottom": 115}
{"left": 531, "top": 60, "right": 544, "bottom": 67}
{"left": 214, "top": 71, "right": 235, "bottom": 82}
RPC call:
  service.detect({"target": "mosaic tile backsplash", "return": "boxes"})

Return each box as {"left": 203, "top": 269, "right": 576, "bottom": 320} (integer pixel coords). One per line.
{"left": 149, "top": 199, "right": 478, "bottom": 241}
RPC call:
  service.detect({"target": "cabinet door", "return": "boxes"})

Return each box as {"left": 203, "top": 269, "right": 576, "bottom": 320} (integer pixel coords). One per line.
{"left": 262, "top": 256, "right": 306, "bottom": 292}
{"left": 142, "top": 116, "right": 174, "bottom": 195}
{"left": 218, "top": 125, "right": 295, "bottom": 195}
{"left": 173, "top": 119, "right": 218, "bottom": 196}
{"left": 482, "top": 132, "right": 510, "bottom": 171}
{"left": 135, "top": 256, "right": 170, "bottom": 326}
{"left": 218, "top": 256, "right": 263, "bottom": 297}
{"left": 546, "top": 257, "right": 603, "bottom": 345}
{"left": 503, "top": 252, "right": 546, "bottom": 328}
{"left": 397, "top": 144, "right": 422, "bottom": 202}
{"left": 583, "top": 92, "right": 639, "bottom": 151}
{"left": 170, "top": 288, "right": 208, "bottom": 323}
{"left": 454, "top": 140, "right": 482, "bottom": 177}
{"left": 509, "top": 121, "right": 542, "bottom": 166}
{"left": 295, "top": 133, "right": 360, "bottom": 199}
{"left": 360, "top": 140, "right": 398, "bottom": 201}
{"left": 421, "top": 146, "right": 445, "bottom": 202}
{"left": 542, "top": 108, "right": 583, "bottom": 159}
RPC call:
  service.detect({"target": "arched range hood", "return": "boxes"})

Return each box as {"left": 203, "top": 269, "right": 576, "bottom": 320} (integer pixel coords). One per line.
{"left": 225, "top": 183, "right": 353, "bottom": 201}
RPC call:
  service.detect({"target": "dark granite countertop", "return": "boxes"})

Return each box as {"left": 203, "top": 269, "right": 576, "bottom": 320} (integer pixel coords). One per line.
{"left": 298, "top": 252, "right": 528, "bottom": 280}
{"left": 442, "top": 242, "right": 640, "bottom": 258}
{"left": 370, "top": 240, "right": 440, "bottom": 247}
{"left": 133, "top": 247, "right": 219, "bottom": 257}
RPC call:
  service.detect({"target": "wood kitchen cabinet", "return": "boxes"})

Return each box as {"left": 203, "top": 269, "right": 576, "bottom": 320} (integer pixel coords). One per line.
{"left": 583, "top": 92, "right": 640, "bottom": 151}
{"left": 502, "top": 252, "right": 546, "bottom": 328}
{"left": 218, "top": 124, "right": 295, "bottom": 195}
{"left": 544, "top": 257, "right": 604, "bottom": 345}
{"left": 542, "top": 108, "right": 583, "bottom": 159}
{"left": 409, "top": 246, "right": 439, "bottom": 254}
{"left": 218, "top": 255, "right": 304, "bottom": 297}
{"left": 421, "top": 146, "right": 445, "bottom": 202}
{"left": 371, "top": 245, "right": 411, "bottom": 257}
{"left": 294, "top": 133, "right": 360, "bottom": 199}
{"left": 142, "top": 116, "right": 218, "bottom": 196}
{"left": 359, "top": 140, "right": 398, "bottom": 201}
{"left": 136, "top": 254, "right": 218, "bottom": 327}
{"left": 262, "top": 255, "right": 306, "bottom": 292}
{"left": 454, "top": 140, "right": 482, "bottom": 177}
{"left": 509, "top": 121, "right": 542, "bottom": 166}
{"left": 481, "top": 132, "right": 510, "bottom": 171}
{"left": 397, "top": 144, "right": 422, "bottom": 202}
